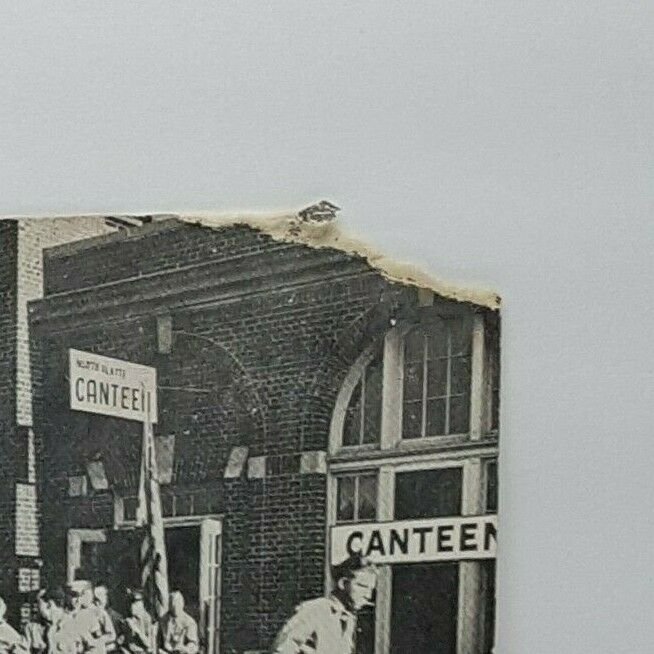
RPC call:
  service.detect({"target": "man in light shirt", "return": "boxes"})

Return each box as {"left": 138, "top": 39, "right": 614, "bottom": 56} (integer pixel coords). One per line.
{"left": 23, "top": 590, "right": 49, "bottom": 654}
{"left": 0, "top": 597, "right": 27, "bottom": 654}
{"left": 158, "top": 592, "right": 198, "bottom": 654}
{"left": 271, "top": 553, "right": 377, "bottom": 654}
{"left": 43, "top": 589, "right": 79, "bottom": 654}
{"left": 122, "top": 592, "right": 156, "bottom": 654}
{"left": 91, "top": 587, "right": 120, "bottom": 654}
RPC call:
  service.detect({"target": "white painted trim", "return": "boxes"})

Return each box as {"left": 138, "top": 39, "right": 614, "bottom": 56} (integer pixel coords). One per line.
{"left": 67, "top": 528, "right": 107, "bottom": 583}
{"left": 199, "top": 518, "right": 223, "bottom": 654}
{"left": 456, "top": 458, "right": 484, "bottom": 654}
{"left": 374, "top": 465, "right": 395, "bottom": 654}
{"left": 329, "top": 445, "right": 498, "bottom": 472}
{"left": 113, "top": 493, "right": 224, "bottom": 530}
{"left": 325, "top": 314, "right": 496, "bottom": 654}
{"left": 328, "top": 343, "right": 381, "bottom": 456}
{"left": 116, "top": 514, "right": 224, "bottom": 530}
{"left": 391, "top": 457, "right": 465, "bottom": 474}
{"left": 469, "top": 314, "right": 486, "bottom": 441}
{"left": 380, "top": 328, "right": 403, "bottom": 451}
{"left": 324, "top": 471, "right": 338, "bottom": 596}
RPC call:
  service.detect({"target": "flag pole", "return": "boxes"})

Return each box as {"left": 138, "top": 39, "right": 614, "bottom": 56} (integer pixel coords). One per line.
{"left": 138, "top": 381, "right": 169, "bottom": 621}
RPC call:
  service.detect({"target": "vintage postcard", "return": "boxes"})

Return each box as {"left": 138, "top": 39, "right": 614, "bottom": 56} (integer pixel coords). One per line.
{"left": 0, "top": 205, "right": 500, "bottom": 654}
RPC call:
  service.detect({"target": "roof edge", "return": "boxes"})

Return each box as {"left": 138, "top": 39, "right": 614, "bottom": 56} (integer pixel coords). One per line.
{"left": 176, "top": 211, "right": 501, "bottom": 311}
{"left": 2, "top": 209, "right": 501, "bottom": 310}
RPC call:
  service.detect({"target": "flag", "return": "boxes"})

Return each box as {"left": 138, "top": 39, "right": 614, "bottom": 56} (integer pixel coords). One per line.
{"left": 136, "top": 414, "right": 169, "bottom": 619}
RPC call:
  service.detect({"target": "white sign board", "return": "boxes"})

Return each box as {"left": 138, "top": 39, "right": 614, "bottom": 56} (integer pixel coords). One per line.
{"left": 330, "top": 515, "right": 497, "bottom": 565}
{"left": 69, "top": 349, "right": 157, "bottom": 423}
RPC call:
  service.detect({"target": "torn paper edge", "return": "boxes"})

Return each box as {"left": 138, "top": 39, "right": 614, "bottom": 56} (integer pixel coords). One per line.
{"left": 3, "top": 209, "right": 501, "bottom": 310}
{"left": 178, "top": 211, "right": 501, "bottom": 311}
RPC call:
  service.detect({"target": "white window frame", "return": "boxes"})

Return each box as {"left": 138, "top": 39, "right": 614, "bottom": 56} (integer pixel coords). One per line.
{"left": 70, "top": 512, "right": 225, "bottom": 654}
{"left": 329, "top": 346, "right": 384, "bottom": 456}
{"left": 399, "top": 321, "right": 472, "bottom": 440}
{"left": 67, "top": 528, "right": 107, "bottom": 584}
{"left": 330, "top": 313, "right": 490, "bottom": 456}
{"left": 334, "top": 470, "right": 380, "bottom": 525}
{"left": 326, "top": 311, "right": 498, "bottom": 654}
{"left": 199, "top": 518, "right": 223, "bottom": 654}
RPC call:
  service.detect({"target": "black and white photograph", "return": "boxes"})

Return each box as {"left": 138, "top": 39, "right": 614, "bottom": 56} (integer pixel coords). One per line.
{"left": 1, "top": 211, "right": 499, "bottom": 654}
{"left": 1, "top": 3, "right": 652, "bottom": 653}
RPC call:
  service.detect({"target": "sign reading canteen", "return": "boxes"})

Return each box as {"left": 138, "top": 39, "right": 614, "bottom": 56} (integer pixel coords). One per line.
{"left": 330, "top": 515, "right": 497, "bottom": 565}
{"left": 69, "top": 349, "right": 158, "bottom": 423}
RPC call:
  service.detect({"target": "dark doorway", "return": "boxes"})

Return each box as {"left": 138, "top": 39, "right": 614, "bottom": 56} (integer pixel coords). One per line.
{"left": 355, "top": 601, "right": 375, "bottom": 654}
{"left": 106, "top": 530, "right": 140, "bottom": 617}
{"left": 165, "top": 526, "right": 200, "bottom": 623}
{"left": 391, "top": 467, "right": 463, "bottom": 654}
{"left": 390, "top": 563, "right": 459, "bottom": 654}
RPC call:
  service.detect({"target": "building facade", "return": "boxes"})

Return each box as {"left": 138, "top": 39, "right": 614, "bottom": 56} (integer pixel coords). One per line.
{"left": 0, "top": 217, "right": 115, "bottom": 623}
{"left": 29, "top": 217, "right": 500, "bottom": 654}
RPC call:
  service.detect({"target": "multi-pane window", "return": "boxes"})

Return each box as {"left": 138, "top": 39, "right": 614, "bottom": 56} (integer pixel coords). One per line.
{"left": 343, "top": 347, "right": 383, "bottom": 447}
{"left": 402, "top": 318, "right": 472, "bottom": 439}
{"left": 336, "top": 472, "right": 378, "bottom": 523}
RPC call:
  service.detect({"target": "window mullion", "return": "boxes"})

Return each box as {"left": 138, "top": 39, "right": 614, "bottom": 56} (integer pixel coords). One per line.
{"left": 360, "top": 370, "right": 366, "bottom": 445}
{"left": 353, "top": 475, "right": 360, "bottom": 522}
{"left": 421, "top": 332, "right": 428, "bottom": 438}
{"left": 380, "top": 329, "right": 403, "bottom": 450}
{"left": 445, "top": 326, "right": 452, "bottom": 435}
{"left": 469, "top": 313, "right": 486, "bottom": 441}
{"left": 375, "top": 465, "right": 394, "bottom": 654}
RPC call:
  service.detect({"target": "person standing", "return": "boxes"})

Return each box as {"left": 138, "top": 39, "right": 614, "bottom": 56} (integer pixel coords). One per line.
{"left": 0, "top": 597, "right": 27, "bottom": 654}
{"left": 23, "top": 591, "right": 49, "bottom": 654}
{"left": 158, "top": 592, "right": 198, "bottom": 654}
{"left": 77, "top": 582, "right": 116, "bottom": 654}
{"left": 122, "top": 593, "right": 156, "bottom": 654}
{"left": 92, "top": 587, "right": 120, "bottom": 654}
{"left": 65, "top": 582, "right": 96, "bottom": 654}
{"left": 43, "top": 589, "right": 79, "bottom": 654}
{"left": 271, "top": 553, "right": 377, "bottom": 654}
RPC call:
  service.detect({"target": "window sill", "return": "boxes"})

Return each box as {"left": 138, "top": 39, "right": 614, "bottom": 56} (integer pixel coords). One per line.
{"left": 330, "top": 432, "right": 498, "bottom": 464}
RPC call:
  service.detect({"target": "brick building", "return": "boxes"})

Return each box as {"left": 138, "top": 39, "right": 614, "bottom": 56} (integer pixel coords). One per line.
{"left": 29, "top": 215, "right": 500, "bottom": 654}
{"left": 0, "top": 217, "right": 116, "bottom": 622}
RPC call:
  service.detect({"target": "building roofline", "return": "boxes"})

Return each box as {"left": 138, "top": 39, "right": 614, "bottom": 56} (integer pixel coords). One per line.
{"left": 177, "top": 210, "right": 501, "bottom": 310}
{"left": 5, "top": 207, "right": 501, "bottom": 310}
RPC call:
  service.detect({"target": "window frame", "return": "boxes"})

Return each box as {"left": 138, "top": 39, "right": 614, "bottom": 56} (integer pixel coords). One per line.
{"left": 342, "top": 344, "right": 385, "bottom": 449}
{"left": 400, "top": 319, "right": 473, "bottom": 440}
{"left": 330, "top": 312, "right": 494, "bottom": 458}
{"left": 334, "top": 470, "right": 380, "bottom": 525}
{"left": 326, "top": 309, "right": 500, "bottom": 654}
{"left": 329, "top": 344, "right": 385, "bottom": 456}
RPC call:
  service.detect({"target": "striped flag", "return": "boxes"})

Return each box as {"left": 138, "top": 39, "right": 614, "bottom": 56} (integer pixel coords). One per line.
{"left": 136, "top": 416, "right": 169, "bottom": 619}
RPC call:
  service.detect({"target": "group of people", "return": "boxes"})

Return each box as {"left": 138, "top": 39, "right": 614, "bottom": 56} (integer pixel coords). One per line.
{"left": 1, "top": 551, "right": 376, "bottom": 654}
{"left": 0, "top": 583, "right": 198, "bottom": 654}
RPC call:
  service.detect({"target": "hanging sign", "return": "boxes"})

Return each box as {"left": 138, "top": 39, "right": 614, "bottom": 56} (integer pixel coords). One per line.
{"left": 330, "top": 514, "right": 497, "bottom": 565}
{"left": 69, "top": 349, "right": 157, "bottom": 423}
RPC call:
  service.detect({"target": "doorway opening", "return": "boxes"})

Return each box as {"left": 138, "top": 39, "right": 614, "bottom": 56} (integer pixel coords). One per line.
{"left": 166, "top": 526, "right": 200, "bottom": 622}
{"left": 390, "top": 563, "right": 459, "bottom": 654}
{"left": 68, "top": 517, "right": 222, "bottom": 654}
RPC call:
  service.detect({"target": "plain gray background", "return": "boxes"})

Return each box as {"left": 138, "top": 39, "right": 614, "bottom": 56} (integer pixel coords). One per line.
{"left": 1, "top": 2, "right": 653, "bottom": 651}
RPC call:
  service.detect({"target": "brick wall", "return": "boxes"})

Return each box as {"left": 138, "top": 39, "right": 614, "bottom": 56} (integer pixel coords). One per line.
{"left": 0, "top": 217, "right": 113, "bottom": 623}
{"left": 0, "top": 220, "right": 19, "bottom": 604}
{"left": 43, "top": 220, "right": 294, "bottom": 295}
{"left": 16, "top": 218, "right": 114, "bottom": 427}
{"left": 32, "top": 222, "right": 431, "bottom": 652}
